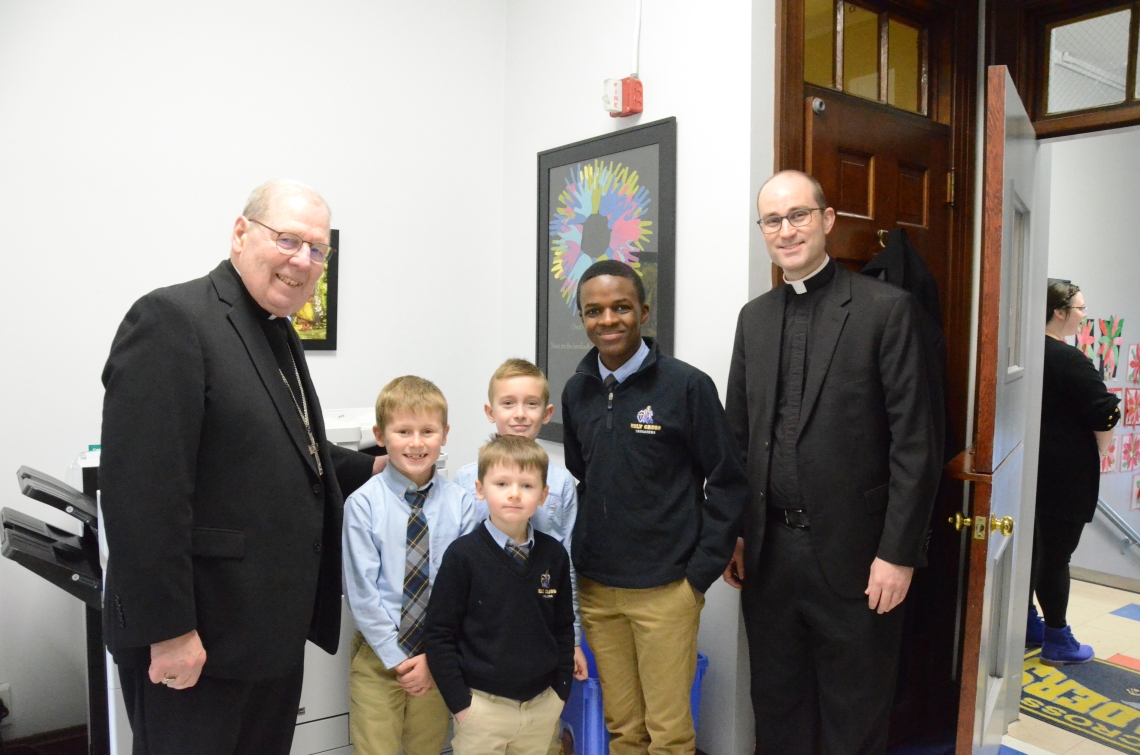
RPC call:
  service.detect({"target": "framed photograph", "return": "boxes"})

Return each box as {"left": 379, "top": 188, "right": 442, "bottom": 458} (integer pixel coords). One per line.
{"left": 536, "top": 118, "right": 677, "bottom": 443}
{"left": 293, "top": 228, "right": 339, "bottom": 351}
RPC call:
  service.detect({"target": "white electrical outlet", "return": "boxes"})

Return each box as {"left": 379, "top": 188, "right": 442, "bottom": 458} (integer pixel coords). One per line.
{"left": 0, "top": 682, "right": 12, "bottom": 727}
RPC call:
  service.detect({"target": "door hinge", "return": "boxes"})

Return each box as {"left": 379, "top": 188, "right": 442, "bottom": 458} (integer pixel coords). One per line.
{"left": 947, "top": 170, "right": 955, "bottom": 206}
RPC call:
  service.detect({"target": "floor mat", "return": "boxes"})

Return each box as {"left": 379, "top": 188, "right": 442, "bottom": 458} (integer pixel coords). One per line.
{"left": 1022, "top": 648, "right": 1140, "bottom": 753}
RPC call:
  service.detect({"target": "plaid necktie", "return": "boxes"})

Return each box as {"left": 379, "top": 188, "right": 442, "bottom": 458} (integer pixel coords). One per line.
{"left": 398, "top": 484, "right": 433, "bottom": 657}
{"left": 506, "top": 542, "right": 530, "bottom": 567}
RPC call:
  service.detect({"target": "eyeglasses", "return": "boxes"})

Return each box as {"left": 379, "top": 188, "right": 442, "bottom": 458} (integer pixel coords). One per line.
{"left": 756, "top": 207, "right": 824, "bottom": 234}
{"left": 248, "top": 219, "right": 335, "bottom": 265}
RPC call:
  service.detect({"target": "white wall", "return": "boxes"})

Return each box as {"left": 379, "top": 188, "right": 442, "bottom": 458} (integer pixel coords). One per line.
{"left": 0, "top": 0, "right": 507, "bottom": 738}
{"left": 501, "top": 2, "right": 772, "bottom": 752}
{"left": 1046, "top": 126, "right": 1140, "bottom": 580}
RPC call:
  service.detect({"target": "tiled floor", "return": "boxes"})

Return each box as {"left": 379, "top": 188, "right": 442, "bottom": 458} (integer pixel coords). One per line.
{"left": 1003, "top": 580, "right": 1140, "bottom": 755}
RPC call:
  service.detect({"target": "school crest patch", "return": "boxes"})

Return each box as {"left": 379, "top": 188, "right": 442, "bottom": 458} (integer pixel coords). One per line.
{"left": 631, "top": 405, "right": 661, "bottom": 435}
{"left": 538, "top": 570, "right": 557, "bottom": 597}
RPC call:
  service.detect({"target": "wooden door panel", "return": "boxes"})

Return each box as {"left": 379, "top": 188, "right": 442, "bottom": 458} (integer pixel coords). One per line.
{"left": 897, "top": 163, "right": 928, "bottom": 226}
{"left": 836, "top": 149, "right": 874, "bottom": 217}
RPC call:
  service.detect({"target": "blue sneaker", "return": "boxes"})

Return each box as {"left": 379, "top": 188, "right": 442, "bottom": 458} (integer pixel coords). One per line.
{"left": 1041, "top": 625, "right": 1094, "bottom": 666}
{"left": 1026, "top": 606, "right": 1045, "bottom": 647}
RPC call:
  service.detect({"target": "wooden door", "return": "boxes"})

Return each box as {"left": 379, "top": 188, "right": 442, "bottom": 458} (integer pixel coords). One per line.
{"left": 805, "top": 82, "right": 963, "bottom": 748}
{"left": 948, "top": 66, "right": 1046, "bottom": 753}
{"left": 804, "top": 83, "right": 952, "bottom": 294}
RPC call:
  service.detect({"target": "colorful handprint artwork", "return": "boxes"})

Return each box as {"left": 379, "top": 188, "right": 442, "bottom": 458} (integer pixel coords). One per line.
{"left": 550, "top": 160, "right": 653, "bottom": 312}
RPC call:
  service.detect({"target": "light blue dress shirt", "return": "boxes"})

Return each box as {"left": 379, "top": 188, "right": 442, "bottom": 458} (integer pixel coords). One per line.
{"left": 484, "top": 519, "right": 534, "bottom": 550}
{"left": 453, "top": 459, "right": 581, "bottom": 644}
{"left": 598, "top": 337, "right": 650, "bottom": 384}
{"left": 343, "top": 463, "right": 478, "bottom": 669}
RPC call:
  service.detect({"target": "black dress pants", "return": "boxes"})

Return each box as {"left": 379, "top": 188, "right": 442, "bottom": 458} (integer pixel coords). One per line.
{"left": 1029, "top": 514, "right": 1088, "bottom": 629}
{"left": 119, "top": 661, "right": 305, "bottom": 755}
{"left": 742, "top": 522, "right": 905, "bottom": 755}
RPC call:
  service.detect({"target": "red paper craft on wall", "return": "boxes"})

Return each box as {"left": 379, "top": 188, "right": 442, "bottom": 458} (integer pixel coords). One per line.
{"left": 1125, "top": 388, "right": 1140, "bottom": 428}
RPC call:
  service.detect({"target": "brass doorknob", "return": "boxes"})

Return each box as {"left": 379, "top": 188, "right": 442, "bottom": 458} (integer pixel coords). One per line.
{"left": 990, "top": 514, "right": 1014, "bottom": 536}
{"left": 949, "top": 512, "right": 972, "bottom": 531}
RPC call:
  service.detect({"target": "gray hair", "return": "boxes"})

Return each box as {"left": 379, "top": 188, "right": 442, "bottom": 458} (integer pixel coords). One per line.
{"left": 242, "top": 179, "right": 332, "bottom": 222}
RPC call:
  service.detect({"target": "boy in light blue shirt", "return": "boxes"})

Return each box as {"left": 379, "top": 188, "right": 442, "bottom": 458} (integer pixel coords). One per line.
{"left": 452, "top": 358, "right": 587, "bottom": 680}
{"left": 343, "top": 375, "right": 478, "bottom": 755}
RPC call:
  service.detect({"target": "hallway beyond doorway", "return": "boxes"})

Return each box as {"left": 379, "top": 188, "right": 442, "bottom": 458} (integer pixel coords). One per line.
{"left": 1004, "top": 580, "right": 1140, "bottom": 754}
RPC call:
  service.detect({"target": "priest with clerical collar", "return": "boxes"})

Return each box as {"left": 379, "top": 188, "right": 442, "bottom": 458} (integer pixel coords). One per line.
{"left": 723, "top": 170, "right": 940, "bottom": 754}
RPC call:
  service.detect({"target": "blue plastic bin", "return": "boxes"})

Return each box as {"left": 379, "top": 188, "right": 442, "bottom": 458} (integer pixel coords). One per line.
{"left": 559, "top": 638, "right": 709, "bottom": 755}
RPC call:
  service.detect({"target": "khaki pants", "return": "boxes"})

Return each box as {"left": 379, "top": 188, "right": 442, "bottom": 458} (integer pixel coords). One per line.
{"left": 578, "top": 578, "right": 703, "bottom": 755}
{"left": 348, "top": 632, "right": 450, "bottom": 755}
{"left": 450, "top": 687, "right": 565, "bottom": 755}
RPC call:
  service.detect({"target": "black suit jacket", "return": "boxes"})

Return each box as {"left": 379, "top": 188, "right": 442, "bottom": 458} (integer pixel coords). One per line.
{"left": 725, "top": 262, "right": 940, "bottom": 598}
{"left": 100, "top": 262, "right": 373, "bottom": 679}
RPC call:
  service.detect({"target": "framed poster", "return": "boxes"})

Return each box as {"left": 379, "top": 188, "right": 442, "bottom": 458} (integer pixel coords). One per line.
{"left": 293, "top": 228, "right": 339, "bottom": 351}
{"left": 536, "top": 118, "right": 677, "bottom": 443}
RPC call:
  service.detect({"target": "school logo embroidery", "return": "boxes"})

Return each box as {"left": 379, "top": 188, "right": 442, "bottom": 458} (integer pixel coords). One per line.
{"left": 538, "top": 570, "right": 557, "bottom": 598}
{"left": 631, "top": 405, "right": 661, "bottom": 435}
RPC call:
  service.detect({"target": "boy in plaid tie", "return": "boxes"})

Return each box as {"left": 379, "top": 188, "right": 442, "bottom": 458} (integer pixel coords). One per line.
{"left": 425, "top": 436, "right": 585, "bottom": 755}
{"left": 343, "top": 376, "right": 478, "bottom": 755}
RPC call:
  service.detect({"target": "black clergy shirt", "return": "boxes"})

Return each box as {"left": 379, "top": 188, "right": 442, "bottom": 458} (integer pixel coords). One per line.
{"left": 767, "top": 258, "right": 838, "bottom": 511}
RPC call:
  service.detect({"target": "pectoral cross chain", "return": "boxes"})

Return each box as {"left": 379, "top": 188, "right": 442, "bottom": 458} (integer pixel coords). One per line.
{"left": 279, "top": 353, "right": 323, "bottom": 477}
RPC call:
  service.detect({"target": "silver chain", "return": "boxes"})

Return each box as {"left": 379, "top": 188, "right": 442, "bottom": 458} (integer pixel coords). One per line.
{"left": 279, "top": 350, "right": 323, "bottom": 476}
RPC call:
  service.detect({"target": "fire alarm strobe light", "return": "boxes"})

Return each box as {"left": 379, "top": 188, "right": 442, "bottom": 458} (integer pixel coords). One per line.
{"left": 602, "top": 76, "right": 643, "bottom": 118}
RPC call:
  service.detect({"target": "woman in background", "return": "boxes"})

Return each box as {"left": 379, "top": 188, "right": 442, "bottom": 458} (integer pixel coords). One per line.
{"left": 1028, "top": 279, "right": 1120, "bottom": 666}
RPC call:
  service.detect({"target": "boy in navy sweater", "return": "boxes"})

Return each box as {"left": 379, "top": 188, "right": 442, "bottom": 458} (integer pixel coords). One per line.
{"left": 562, "top": 260, "right": 748, "bottom": 755}
{"left": 425, "top": 436, "right": 585, "bottom": 755}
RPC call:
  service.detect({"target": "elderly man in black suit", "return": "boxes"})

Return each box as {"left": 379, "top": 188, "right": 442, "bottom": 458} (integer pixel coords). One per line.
{"left": 100, "top": 179, "right": 380, "bottom": 755}
{"left": 723, "top": 170, "right": 940, "bottom": 754}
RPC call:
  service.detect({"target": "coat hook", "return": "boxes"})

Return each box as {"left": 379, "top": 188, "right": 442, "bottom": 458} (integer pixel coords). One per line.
{"left": 877, "top": 230, "right": 889, "bottom": 248}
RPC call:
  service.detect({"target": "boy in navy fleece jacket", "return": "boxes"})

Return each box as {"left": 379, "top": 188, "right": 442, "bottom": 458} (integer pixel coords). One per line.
{"left": 562, "top": 260, "right": 748, "bottom": 755}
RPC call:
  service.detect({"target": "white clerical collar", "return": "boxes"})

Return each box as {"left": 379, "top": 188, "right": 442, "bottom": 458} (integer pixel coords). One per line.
{"left": 784, "top": 256, "right": 831, "bottom": 295}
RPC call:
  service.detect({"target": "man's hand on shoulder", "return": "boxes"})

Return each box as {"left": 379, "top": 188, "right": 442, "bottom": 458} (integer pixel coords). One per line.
{"left": 149, "top": 629, "right": 207, "bottom": 689}
{"left": 722, "top": 537, "right": 746, "bottom": 589}
{"left": 395, "top": 653, "right": 434, "bottom": 696}
{"left": 865, "top": 558, "right": 914, "bottom": 614}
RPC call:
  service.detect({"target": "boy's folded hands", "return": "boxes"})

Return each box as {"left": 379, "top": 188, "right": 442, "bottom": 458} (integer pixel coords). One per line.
{"left": 395, "top": 653, "right": 435, "bottom": 697}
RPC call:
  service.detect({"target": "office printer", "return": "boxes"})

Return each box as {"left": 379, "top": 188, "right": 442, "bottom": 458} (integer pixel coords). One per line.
{"left": 1, "top": 408, "right": 441, "bottom": 755}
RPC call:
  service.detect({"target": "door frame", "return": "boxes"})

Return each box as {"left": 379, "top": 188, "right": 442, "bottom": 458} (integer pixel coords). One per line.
{"left": 774, "top": 0, "right": 980, "bottom": 450}
{"left": 772, "top": 0, "right": 986, "bottom": 748}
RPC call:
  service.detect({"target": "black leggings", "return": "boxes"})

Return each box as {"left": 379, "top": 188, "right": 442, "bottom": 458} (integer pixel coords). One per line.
{"left": 1029, "top": 514, "right": 1088, "bottom": 629}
